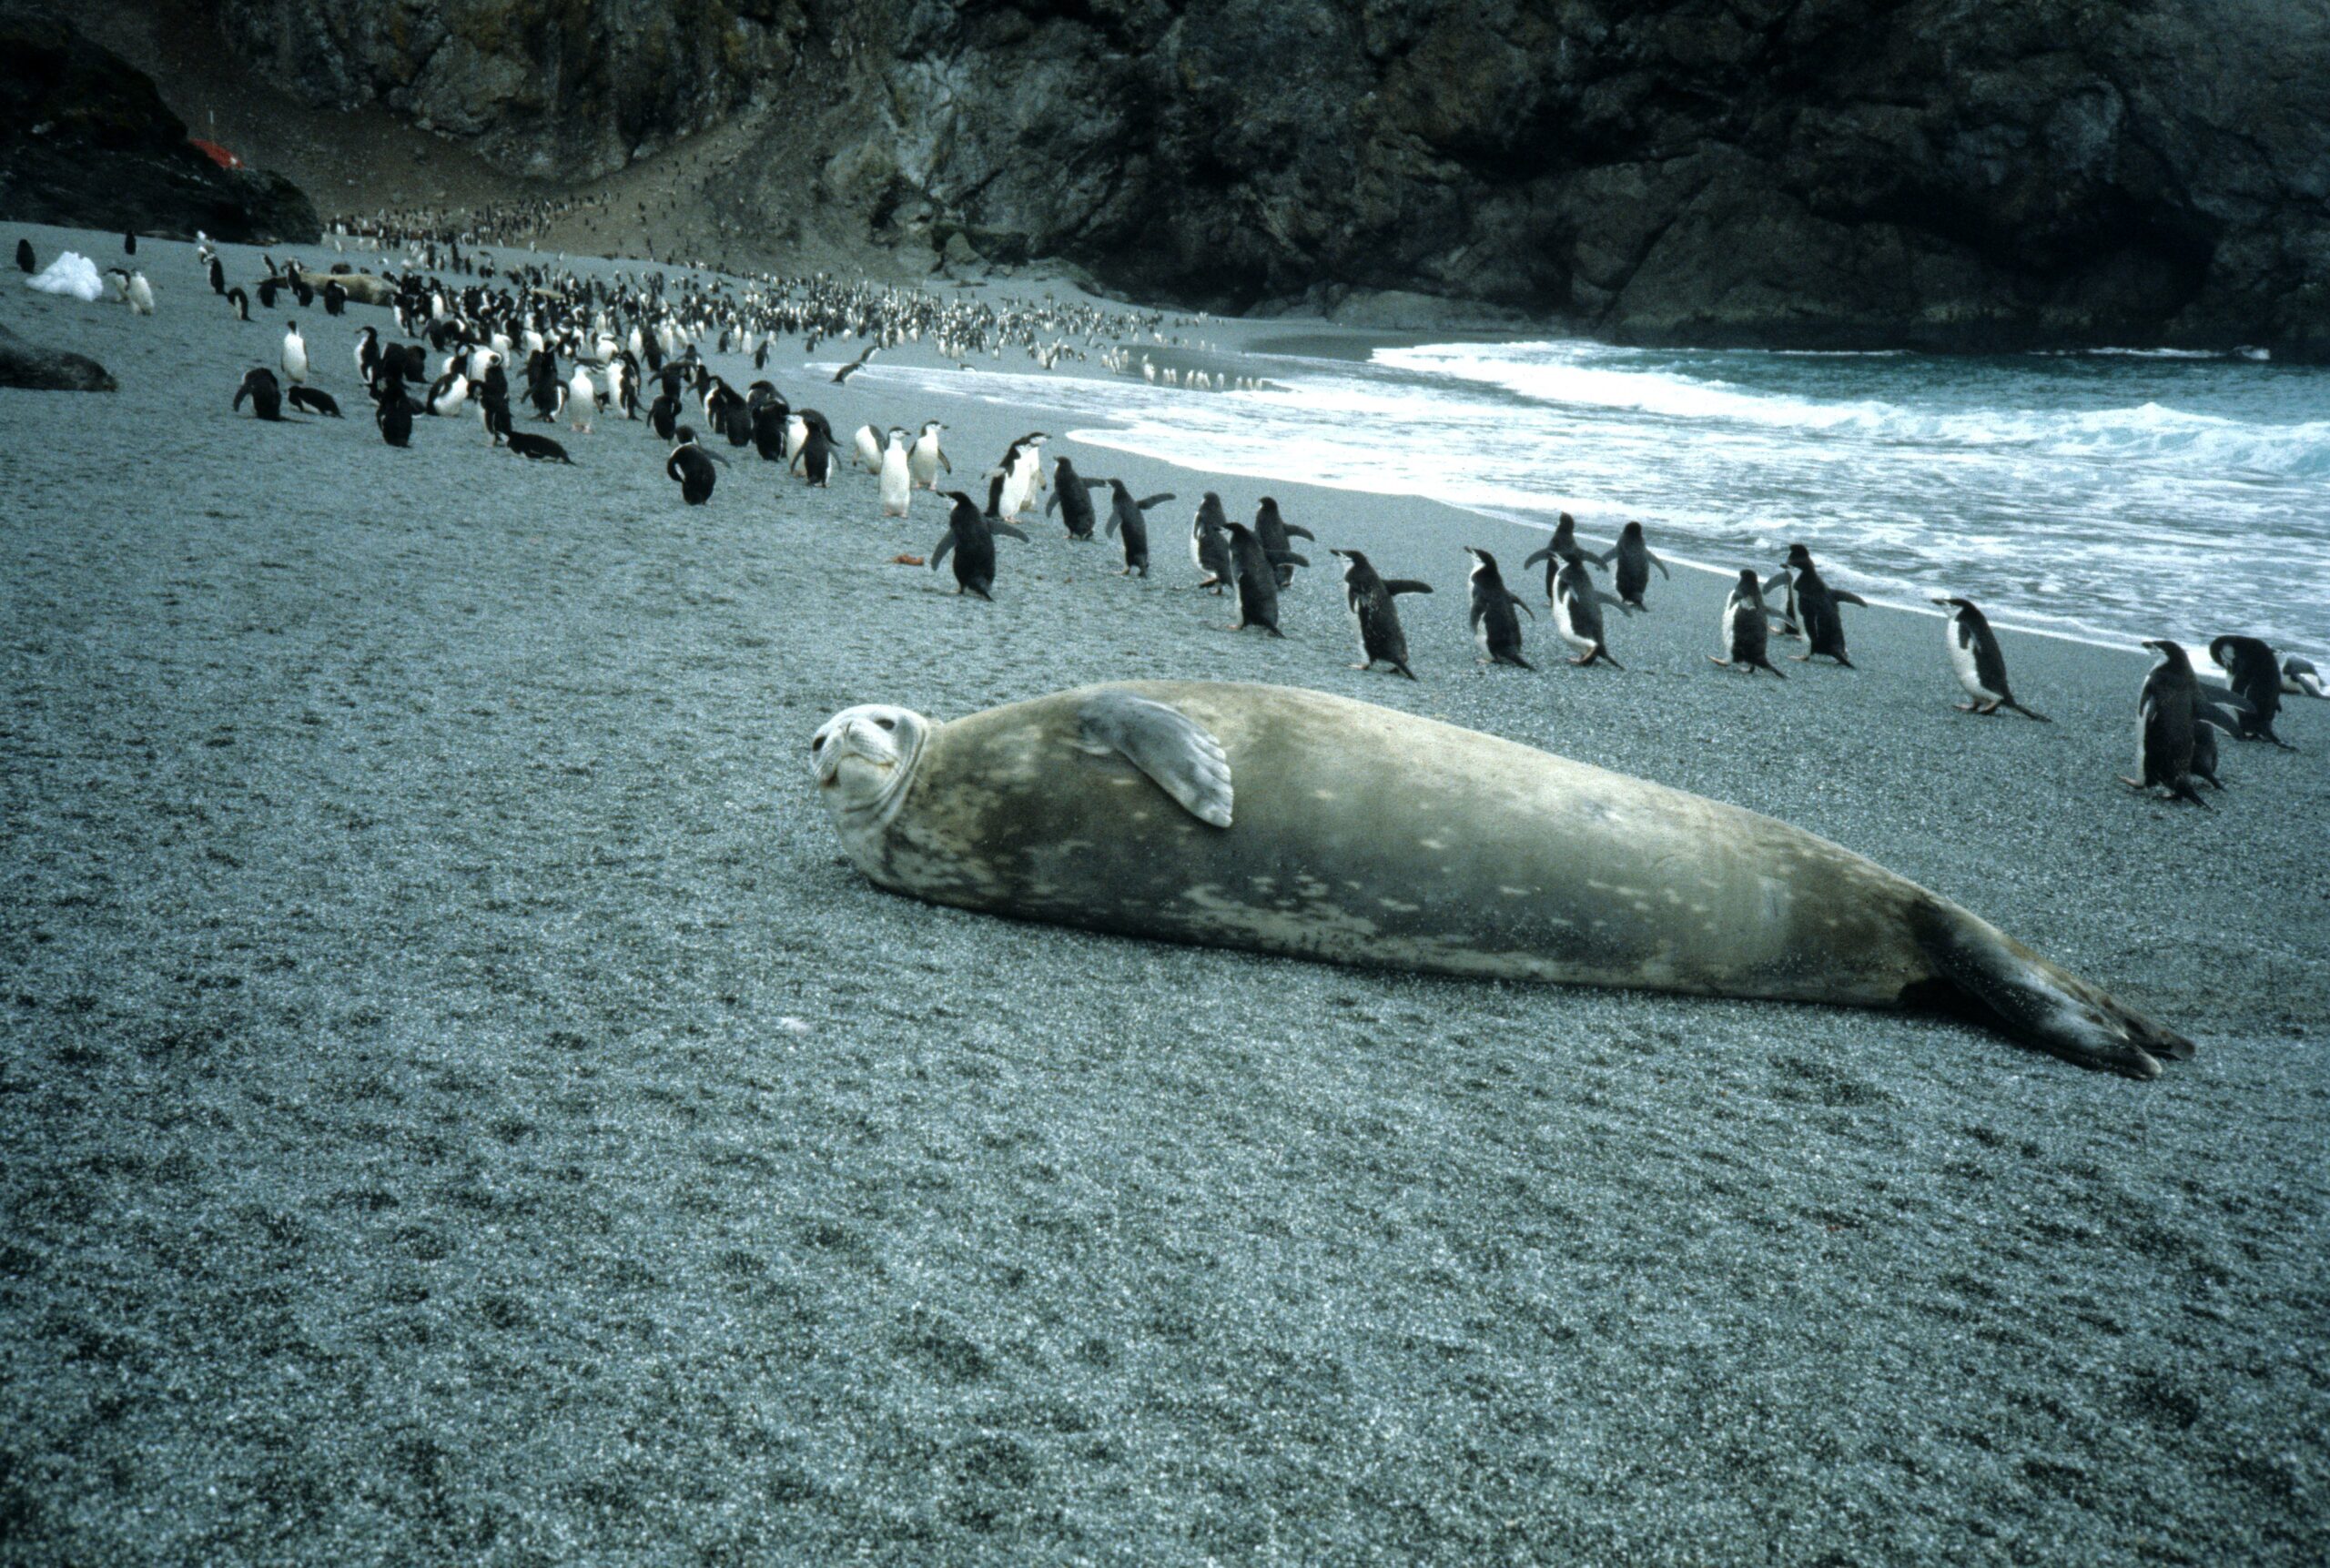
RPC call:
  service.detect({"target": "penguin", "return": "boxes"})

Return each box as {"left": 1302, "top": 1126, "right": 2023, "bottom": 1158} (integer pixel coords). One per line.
{"left": 1930, "top": 597, "right": 2047, "bottom": 720}
{"left": 226, "top": 286, "right": 249, "bottom": 322}
{"left": 487, "top": 400, "right": 573, "bottom": 463}
{"left": 566, "top": 364, "right": 599, "bottom": 432}
{"left": 1596, "top": 521, "right": 1668, "bottom": 611}
{"left": 1464, "top": 547, "right": 1535, "bottom": 668}
{"left": 1104, "top": 481, "right": 1173, "bottom": 577}
{"left": 426, "top": 370, "right": 470, "bottom": 419}
{"left": 2123, "top": 640, "right": 2228, "bottom": 806}
{"left": 232, "top": 368, "right": 284, "bottom": 421}
{"left": 749, "top": 393, "right": 791, "bottom": 461}
{"left": 783, "top": 410, "right": 809, "bottom": 466}
{"left": 14, "top": 238, "right": 31, "bottom": 274}
{"left": 878, "top": 428, "right": 913, "bottom": 518}
{"left": 852, "top": 423, "right": 885, "bottom": 475}
{"left": 2283, "top": 655, "right": 2328, "bottom": 700}
{"left": 279, "top": 320, "right": 308, "bottom": 384}
{"left": 322, "top": 280, "right": 347, "bottom": 317}
{"left": 1043, "top": 456, "right": 1109, "bottom": 540}
{"left": 2208, "top": 635, "right": 2295, "bottom": 748}
{"left": 909, "top": 421, "right": 950, "bottom": 490}
{"left": 1222, "top": 521, "right": 1304, "bottom": 636}
{"left": 374, "top": 388, "right": 413, "bottom": 448}
{"left": 792, "top": 420, "right": 844, "bottom": 487}
{"left": 650, "top": 388, "right": 681, "bottom": 442}
{"left": 1521, "top": 511, "right": 1586, "bottom": 602}
{"left": 997, "top": 433, "right": 1048, "bottom": 520}
{"left": 208, "top": 254, "right": 225, "bottom": 295}
{"left": 667, "top": 428, "right": 717, "bottom": 504}
{"left": 288, "top": 386, "right": 341, "bottom": 418}
{"left": 931, "top": 490, "right": 1029, "bottom": 600}
{"left": 1252, "top": 497, "right": 1315, "bottom": 587}
{"left": 1330, "top": 550, "right": 1430, "bottom": 679}
{"left": 1775, "top": 544, "right": 1863, "bottom": 665}
{"left": 123, "top": 271, "right": 154, "bottom": 316}
{"left": 1551, "top": 551, "right": 1625, "bottom": 667}
{"left": 1190, "top": 493, "right": 1235, "bottom": 592}
{"left": 123, "top": 231, "right": 136, "bottom": 256}
{"left": 355, "top": 325, "right": 381, "bottom": 383}
{"left": 257, "top": 278, "right": 278, "bottom": 311}
{"left": 1710, "top": 570, "right": 1785, "bottom": 677}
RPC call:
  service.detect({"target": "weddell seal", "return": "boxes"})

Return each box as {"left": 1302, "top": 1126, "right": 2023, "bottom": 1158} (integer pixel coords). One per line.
{"left": 809, "top": 682, "right": 2193, "bottom": 1077}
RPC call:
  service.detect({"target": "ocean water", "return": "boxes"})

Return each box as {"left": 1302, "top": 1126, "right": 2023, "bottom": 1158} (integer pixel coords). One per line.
{"left": 866, "top": 337, "right": 2329, "bottom": 659}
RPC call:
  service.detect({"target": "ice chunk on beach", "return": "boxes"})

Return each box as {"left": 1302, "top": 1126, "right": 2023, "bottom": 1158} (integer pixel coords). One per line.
{"left": 27, "top": 251, "right": 104, "bottom": 302}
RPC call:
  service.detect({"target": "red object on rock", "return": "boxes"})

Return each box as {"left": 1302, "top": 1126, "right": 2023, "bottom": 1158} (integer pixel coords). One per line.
{"left": 190, "top": 138, "right": 244, "bottom": 170}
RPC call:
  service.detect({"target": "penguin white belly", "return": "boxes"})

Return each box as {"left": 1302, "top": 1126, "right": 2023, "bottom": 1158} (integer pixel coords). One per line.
{"left": 1946, "top": 624, "right": 1996, "bottom": 700}
{"left": 854, "top": 428, "right": 883, "bottom": 472}
{"left": 1552, "top": 592, "right": 1596, "bottom": 653}
{"left": 911, "top": 440, "right": 940, "bottom": 488}
{"left": 879, "top": 450, "right": 912, "bottom": 516}
{"left": 1720, "top": 597, "right": 1748, "bottom": 654}
{"left": 785, "top": 417, "right": 807, "bottom": 463}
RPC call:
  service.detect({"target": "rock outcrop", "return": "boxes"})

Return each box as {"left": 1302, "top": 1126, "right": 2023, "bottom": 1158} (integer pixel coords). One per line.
{"left": 0, "top": 5, "right": 319, "bottom": 245}
{"left": 0, "top": 323, "right": 118, "bottom": 391}
{"left": 210, "top": 0, "right": 2330, "bottom": 357}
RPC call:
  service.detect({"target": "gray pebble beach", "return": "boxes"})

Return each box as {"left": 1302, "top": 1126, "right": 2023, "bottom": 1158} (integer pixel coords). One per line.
{"left": 3, "top": 223, "right": 2325, "bottom": 1564}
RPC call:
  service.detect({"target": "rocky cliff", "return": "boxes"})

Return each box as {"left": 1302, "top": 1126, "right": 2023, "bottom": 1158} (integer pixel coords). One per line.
{"left": 209, "top": 0, "right": 2330, "bottom": 356}
{"left": 0, "top": 6, "right": 319, "bottom": 245}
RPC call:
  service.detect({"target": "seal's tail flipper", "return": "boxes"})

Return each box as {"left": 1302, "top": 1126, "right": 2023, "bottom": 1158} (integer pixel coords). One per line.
{"left": 1909, "top": 900, "right": 2193, "bottom": 1078}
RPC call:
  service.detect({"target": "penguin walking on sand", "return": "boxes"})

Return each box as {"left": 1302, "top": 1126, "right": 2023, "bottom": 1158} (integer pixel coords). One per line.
{"left": 208, "top": 254, "right": 225, "bottom": 296}
{"left": 1930, "top": 596, "right": 2047, "bottom": 719}
{"left": 375, "top": 385, "right": 413, "bottom": 447}
{"left": 1597, "top": 521, "right": 1668, "bottom": 611}
{"left": 792, "top": 418, "right": 845, "bottom": 487}
{"left": 932, "top": 491, "right": 1029, "bottom": 600}
{"left": 1104, "top": 481, "right": 1173, "bottom": 577}
{"left": 1522, "top": 511, "right": 1587, "bottom": 602}
{"left": 226, "top": 286, "right": 250, "bottom": 322}
{"left": 1222, "top": 521, "right": 1304, "bottom": 636}
{"left": 2209, "top": 635, "right": 2295, "bottom": 748}
{"left": 667, "top": 428, "right": 718, "bottom": 504}
{"left": 1331, "top": 550, "right": 1431, "bottom": 679}
{"left": 909, "top": 421, "right": 950, "bottom": 490}
{"left": 878, "top": 428, "right": 914, "bottom": 518}
{"left": 280, "top": 320, "right": 309, "bottom": 384}
{"left": 15, "top": 238, "right": 32, "bottom": 274}
{"left": 1711, "top": 570, "right": 1786, "bottom": 677}
{"left": 1191, "top": 493, "right": 1235, "bottom": 592}
{"left": 233, "top": 368, "right": 284, "bottom": 420}
{"left": 852, "top": 422, "right": 885, "bottom": 475}
{"left": 355, "top": 325, "right": 381, "bottom": 384}
{"left": 1773, "top": 543, "right": 1864, "bottom": 665}
{"left": 565, "top": 364, "right": 600, "bottom": 432}
{"left": 124, "top": 272, "right": 154, "bottom": 315}
{"left": 1044, "top": 456, "right": 1109, "bottom": 540}
{"left": 2125, "top": 640, "right": 2244, "bottom": 805}
{"left": 2283, "top": 655, "right": 2328, "bottom": 700}
{"left": 1464, "top": 547, "right": 1535, "bottom": 668}
{"left": 1253, "top": 498, "right": 1315, "bottom": 588}
{"left": 994, "top": 434, "right": 1048, "bottom": 521}
{"left": 1551, "top": 551, "right": 1625, "bottom": 667}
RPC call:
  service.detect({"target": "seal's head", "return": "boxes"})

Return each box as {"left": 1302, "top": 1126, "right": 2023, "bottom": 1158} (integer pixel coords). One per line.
{"left": 810, "top": 704, "right": 930, "bottom": 841}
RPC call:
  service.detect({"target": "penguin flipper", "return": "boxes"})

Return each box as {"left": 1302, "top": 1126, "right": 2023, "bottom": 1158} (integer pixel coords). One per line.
{"left": 1762, "top": 571, "right": 1790, "bottom": 597}
{"left": 1384, "top": 581, "right": 1433, "bottom": 596}
{"left": 993, "top": 522, "right": 1032, "bottom": 544}
{"left": 1596, "top": 591, "right": 1628, "bottom": 612}
{"left": 1136, "top": 493, "right": 1176, "bottom": 511}
{"left": 1507, "top": 592, "right": 1535, "bottom": 620}
{"left": 930, "top": 530, "right": 956, "bottom": 570}
{"left": 1522, "top": 546, "right": 1553, "bottom": 568}
{"left": 1044, "top": 490, "right": 1061, "bottom": 515}
{"left": 2194, "top": 700, "right": 2247, "bottom": 735}
{"left": 1083, "top": 477, "right": 1110, "bottom": 491}
{"left": 1283, "top": 523, "right": 1316, "bottom": 541}
{"left": 1074, "top": 691, "right": 1233, "bottom": 829}
{"left": 1268, "top": 551, "right": 1309, "bottom": 569}
{"left": 1834, "top": 591, "right": 1870, "bottom": 608}
{"left": 1105, "top": 514, "right": 1121, "bottom": 538}
{"left": 1651, "top": 552, "right": 1670, "bottom": 578}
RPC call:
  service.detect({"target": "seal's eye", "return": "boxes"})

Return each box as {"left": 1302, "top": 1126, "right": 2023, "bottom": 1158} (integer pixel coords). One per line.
{"left": 875, "top": 717, "right": 897, "bottom": 731}
{"left": 809, "top": 733, "right": 826, "bottom": 754}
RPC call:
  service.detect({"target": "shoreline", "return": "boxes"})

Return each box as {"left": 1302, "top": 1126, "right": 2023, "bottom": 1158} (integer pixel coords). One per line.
{"left": 4, "top": 220, "right": 2325, "bottom": 1565}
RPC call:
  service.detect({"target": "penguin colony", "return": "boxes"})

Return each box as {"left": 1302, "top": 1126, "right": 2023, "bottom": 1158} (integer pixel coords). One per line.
{"left": 71, "top": 222, "right": 2316, "bottom": 813}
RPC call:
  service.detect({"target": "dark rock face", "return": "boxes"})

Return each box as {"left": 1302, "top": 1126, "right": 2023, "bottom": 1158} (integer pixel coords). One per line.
{"left": 0, "top": 323, "right": 117, "bottom": 391}
{"left": 0, "top": 6, "right": 319, "bottom": 246}
{"left": 216, "top": 0, "right": 2330, "bottom": 357}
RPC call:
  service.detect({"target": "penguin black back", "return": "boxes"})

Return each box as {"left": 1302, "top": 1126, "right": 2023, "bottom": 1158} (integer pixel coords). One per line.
{"left": 1105, "top": 481, "right": 1171, "bottom": 577}
{"left": 2209, "top": 635, "right": 2291, "bottom": 747}
{"left": 1464, "top": 547, "right": 1534, "bottom": 669}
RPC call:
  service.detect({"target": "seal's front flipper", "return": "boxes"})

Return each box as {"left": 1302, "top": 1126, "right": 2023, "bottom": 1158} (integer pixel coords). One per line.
{"left": 1075, "top": 691, "right": 1233, "bottom": 828}
{"left": 1908, "top": 898, "right": 2193, "bottom": 1078}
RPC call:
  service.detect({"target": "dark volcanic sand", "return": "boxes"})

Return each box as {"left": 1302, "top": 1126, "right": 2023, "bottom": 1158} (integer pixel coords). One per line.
{"left": 2, "top": 223, "right": 2325, "bottom": 1564}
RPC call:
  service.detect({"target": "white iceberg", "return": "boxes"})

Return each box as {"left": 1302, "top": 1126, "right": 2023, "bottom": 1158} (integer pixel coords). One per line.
{"left": 26, "top": 250, "right": 105, "bottom": 302}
